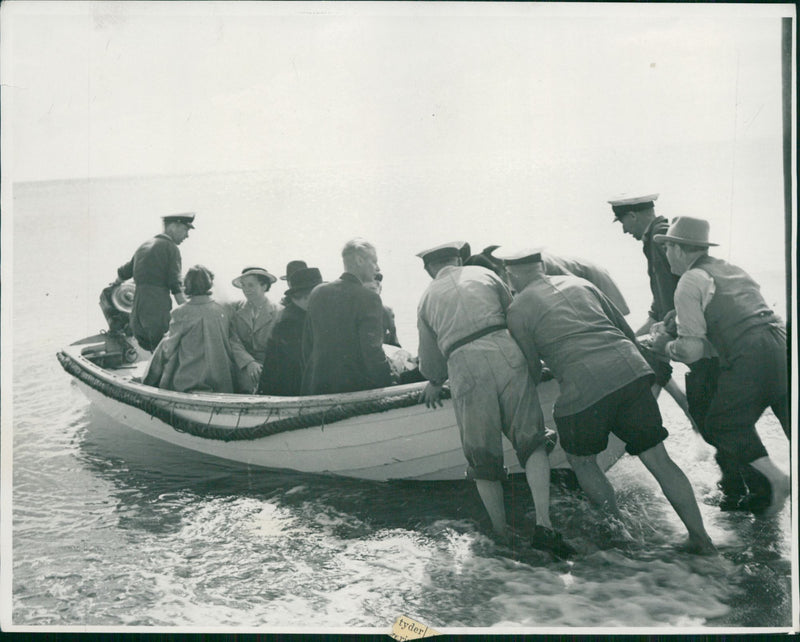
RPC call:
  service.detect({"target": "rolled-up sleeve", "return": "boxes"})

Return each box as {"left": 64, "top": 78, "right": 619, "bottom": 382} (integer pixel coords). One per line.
{"left": 667, "top": 269, "right": 716, "bottom": 363}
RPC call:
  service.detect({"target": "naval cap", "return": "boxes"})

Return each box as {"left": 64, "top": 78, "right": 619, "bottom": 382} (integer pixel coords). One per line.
{"left": 416, "top": 241, "right": 467, "bottom": 266}
{"left": 607, "top": 193, "right": 659, "bottom": 220}
{"left": 162, "top": 212, "right": 196, "bottom": 228}
{"left": 489, "top": 246, "right": 544, "bottom": 266}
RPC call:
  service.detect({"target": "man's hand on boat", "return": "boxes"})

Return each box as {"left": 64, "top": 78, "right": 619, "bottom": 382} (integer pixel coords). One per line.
{"left": 245, "top": 361, "right": 263, "bottom": 391}
{"left": 420, "top": 381, "right": 445, "bottom": 408}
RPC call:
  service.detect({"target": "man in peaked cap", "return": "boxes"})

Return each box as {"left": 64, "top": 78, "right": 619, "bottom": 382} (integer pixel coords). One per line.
{"left": 607, "top": 194, "right": 690, "bottom": 394}
{"left": 416, "top": 241, "right": 573, "bottom": 558}
{"left": 495, "top": 246, "right": 716, "bottom": 554}
{"left": 115, "top": 212, "right": 195, "bottom": 351}
{"left": 650, "top": 217, "right": 790, "bottom": 517}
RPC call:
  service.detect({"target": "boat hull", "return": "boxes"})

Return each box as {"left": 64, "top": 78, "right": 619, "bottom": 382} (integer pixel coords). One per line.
{"left": 59, "top": 336, "right": 626, "bottom": 481}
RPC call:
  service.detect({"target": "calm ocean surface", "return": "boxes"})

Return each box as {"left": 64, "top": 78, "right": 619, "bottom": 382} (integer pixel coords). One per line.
{"left": 6, "top": 170, "right": 793, "bottom": 631}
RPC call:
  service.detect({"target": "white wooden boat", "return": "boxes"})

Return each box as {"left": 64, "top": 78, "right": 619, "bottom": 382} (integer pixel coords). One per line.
{"left": 57, "top": 333, "right": 626, "bottom": 481}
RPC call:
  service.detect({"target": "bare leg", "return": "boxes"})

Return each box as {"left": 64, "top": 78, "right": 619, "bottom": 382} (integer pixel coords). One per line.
{"left": 475, "top": 479, "right": 508, "bottom": 540}
{"left": 566, "top": 453, "right": 620, "bottom": 517}
{"left": 637, "top": 442, "right": 715, "bottom": 554}
{"left": 749, "top": 456, "right": 790, "bottom": 517}
{"left": 524, "top": 446, "right": 552, "bottom": 529}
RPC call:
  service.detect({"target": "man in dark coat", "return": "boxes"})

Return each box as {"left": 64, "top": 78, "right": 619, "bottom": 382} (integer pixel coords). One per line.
{"left": 116, "top": 213, "right": 194, "bottom": 351}
{"left": 301, "top": 239, "right": 393, "bottom": 395}
{"left": 258, "top": 267, "right": 323, "bottom": 396}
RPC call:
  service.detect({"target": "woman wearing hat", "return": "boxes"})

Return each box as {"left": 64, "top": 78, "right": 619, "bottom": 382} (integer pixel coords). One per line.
{"left": 228, "top": 266, "right": 281, "bottom": 393}
{"left": 258, "top": 267, "right": 323, "bottom": 396}
{"left": 143, "top": 265, "right": 236, "bottom": 393}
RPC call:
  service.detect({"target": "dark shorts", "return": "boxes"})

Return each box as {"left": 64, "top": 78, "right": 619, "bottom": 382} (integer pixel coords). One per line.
{"left": 555, "top": 375, "right": 667, "bottom": 457}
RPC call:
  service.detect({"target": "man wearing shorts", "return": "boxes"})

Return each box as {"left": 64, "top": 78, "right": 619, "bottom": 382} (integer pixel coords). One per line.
{"left": 495, "top": 247, "right": 715, "bottom": 554}
{"left": 416, "top": 242, "right": 572, "bottom": 557}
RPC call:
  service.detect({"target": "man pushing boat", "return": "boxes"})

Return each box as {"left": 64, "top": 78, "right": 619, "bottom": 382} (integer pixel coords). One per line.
{"left": 493, "top": 246, "right": 716, "bottom": 555}
{"left": 415, "top": 241, "right": 574, "bottom": 558}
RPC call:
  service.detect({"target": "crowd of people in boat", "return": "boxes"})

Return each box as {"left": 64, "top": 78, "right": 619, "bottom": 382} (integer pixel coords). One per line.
{"left": 111, "top": 199, "right": 790, "bottom": 557}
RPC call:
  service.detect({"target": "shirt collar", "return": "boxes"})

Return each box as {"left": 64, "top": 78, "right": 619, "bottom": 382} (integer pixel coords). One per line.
{"left": 435, "top": 264, "right": 460, "bottom": 278}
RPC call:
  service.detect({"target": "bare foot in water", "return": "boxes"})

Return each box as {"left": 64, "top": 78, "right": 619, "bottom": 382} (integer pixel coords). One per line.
{"left": 759, "top": 476, "right": 790, "bottom": 518}
{"left": 677, "top": 535, "right": 717, "bottom": 556}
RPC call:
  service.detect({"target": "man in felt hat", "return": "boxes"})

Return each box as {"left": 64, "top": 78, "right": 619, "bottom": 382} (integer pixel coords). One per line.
{"left": 607, "top": 194, "right": 693, "bottom": 414}
{"left": 280, "top": 260, "right": 308, "bottom": 281}
{"left": 301, "top": 239, "right": 393, "bottom": 395}
{"left": 416, "top": 242, "right": 573, "bottom": 558}
{"left": 650, "top": 217, "right": 790, "bottom": 516}
{"left": 259, "top": 267, "right": 324, "bottom": 396}
{"left": 115, "top": 212, "right": 195, "bottom": 351}
{"left": 494, "top": 246, "right": 716, "bottom": 554}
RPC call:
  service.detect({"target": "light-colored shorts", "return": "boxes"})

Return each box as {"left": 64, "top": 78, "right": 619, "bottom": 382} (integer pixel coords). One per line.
{"left": 448, "top": 330, "right": 547, "bottom": 481}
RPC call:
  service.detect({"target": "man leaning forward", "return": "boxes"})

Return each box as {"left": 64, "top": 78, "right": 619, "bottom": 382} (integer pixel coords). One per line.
{"left": 416, "top": 241, "right": 573, "bottom": 558}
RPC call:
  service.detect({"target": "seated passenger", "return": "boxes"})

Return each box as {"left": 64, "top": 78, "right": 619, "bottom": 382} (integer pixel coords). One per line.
{"left": 143, "top": 265, "right": 236, "bottom": 393}
{"left": 258, "top": 267, "right": 324, "bottom": 396}
{"left": 279, "top": 259, "right": 308, "bottom": 283}
{"left": 301, "top": 238, "right": 394, "bottom": 395}
{"left": 228, "top": 266, "right": 281, "bottom": 393}
{"left": 363, "top": 273, "right": 400, "bottom": 347}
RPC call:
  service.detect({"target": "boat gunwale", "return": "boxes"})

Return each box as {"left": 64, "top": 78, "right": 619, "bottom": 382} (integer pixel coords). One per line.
{"left": 58, "top": 342, "right": 430, "bottom": 412}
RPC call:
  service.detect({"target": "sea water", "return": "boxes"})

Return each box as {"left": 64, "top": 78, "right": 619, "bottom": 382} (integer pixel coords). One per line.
{"left": 5, "top": 169, "right": 793, "bottom": 631}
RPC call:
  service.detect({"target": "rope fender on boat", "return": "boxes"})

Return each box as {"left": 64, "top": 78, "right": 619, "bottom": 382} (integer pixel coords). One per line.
{"left": 57, "top": 351, "right": 451, "bottom": 441}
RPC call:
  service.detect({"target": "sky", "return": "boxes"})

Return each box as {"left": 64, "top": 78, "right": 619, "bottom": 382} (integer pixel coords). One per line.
{"left": 1, "top": 2, "right": 793, "bottom": 182}
{"left": 0, "top": 1, "right": 795, "bottom": 330}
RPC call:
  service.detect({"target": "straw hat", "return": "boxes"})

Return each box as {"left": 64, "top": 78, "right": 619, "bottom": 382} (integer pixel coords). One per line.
{"left": 232, "top": 266, "right": 278, "bottom": 288}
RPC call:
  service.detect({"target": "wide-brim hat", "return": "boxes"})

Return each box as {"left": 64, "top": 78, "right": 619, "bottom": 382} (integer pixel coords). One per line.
{"left": 232, "top": 266, "right": 278, "bottom": 288}
{"left": 162, "top": 212, "right": 196, "bottom": 229}
{"left": 607, "top": 193, "right": 659, "bottom": 221}
{"left": 111, "top": 280, "right": 136, "bottom": 314}
{"left": 280, "top": 259, "right": 308, "bottom": 281}
{"left": 653, "top": 216, "right": 718, "bottom": 247}
{"left": 285, "top": 267, "right": 324, "bottom": 296}
{"left": 416, "top": 241, "right": 467, "bottom": 266}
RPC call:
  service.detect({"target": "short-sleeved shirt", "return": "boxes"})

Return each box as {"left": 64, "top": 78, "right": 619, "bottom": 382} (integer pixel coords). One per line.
{"left": 507, "top": 274, "right": 652, "bottom": 417}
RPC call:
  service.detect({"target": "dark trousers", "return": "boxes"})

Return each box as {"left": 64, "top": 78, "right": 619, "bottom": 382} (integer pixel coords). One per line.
{"left": 685, "top": 357, "right": 771, "bottom": 501}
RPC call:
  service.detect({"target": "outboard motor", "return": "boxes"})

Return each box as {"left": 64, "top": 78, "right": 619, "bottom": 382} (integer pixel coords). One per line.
{"left": 81, "top": 281, "right": 140, "bottom": 367}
